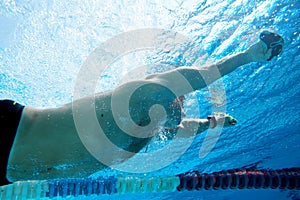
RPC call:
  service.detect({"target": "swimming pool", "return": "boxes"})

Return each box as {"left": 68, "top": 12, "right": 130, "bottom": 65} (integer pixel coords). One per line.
{"left": 0, "top": 0, "right": 299, "bottom": 199}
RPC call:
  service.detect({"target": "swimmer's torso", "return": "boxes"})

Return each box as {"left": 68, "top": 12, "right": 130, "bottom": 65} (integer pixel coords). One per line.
{"left": 7, "top": 80, "right": 182, "bottom": 181}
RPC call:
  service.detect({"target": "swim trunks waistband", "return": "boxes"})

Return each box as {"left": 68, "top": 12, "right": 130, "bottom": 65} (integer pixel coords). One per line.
{"left": 0, "top": 100, "right": 24, "bottom": 186}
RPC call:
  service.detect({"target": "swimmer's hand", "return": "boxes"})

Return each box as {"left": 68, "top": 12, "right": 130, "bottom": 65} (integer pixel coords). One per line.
{"left": 209, "top": 112, "right": 237, "bottom": 128}
{"left": 246, "top": 31, "right": 284, "bottom": 62}
{"left": 245, "top": 41, "right": 272, "bottom": 62}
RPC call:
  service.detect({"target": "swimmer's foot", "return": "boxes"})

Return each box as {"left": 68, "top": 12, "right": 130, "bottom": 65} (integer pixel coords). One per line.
{"left": 259, "top": 31, "right": 284, "bottom": 61}
{"left": 246, "top": 31, "right": 284, "bottom": 62}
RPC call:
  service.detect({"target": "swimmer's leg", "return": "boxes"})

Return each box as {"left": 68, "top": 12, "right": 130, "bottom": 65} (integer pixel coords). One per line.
{"left": 0, "top": 100, "right": 24, "bottom": 186}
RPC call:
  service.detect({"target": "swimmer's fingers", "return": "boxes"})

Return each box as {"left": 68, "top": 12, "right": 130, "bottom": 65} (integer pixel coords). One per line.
{"left": 225, "top": 115, "right": 238, "bottom": 127}
{"left": 261, "top": 43, "right": 273, "bottom": 61}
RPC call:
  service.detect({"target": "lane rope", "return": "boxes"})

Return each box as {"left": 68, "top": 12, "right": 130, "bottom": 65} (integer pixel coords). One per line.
{"left": 1, "top": 168, "right": 299, "bottom": 199}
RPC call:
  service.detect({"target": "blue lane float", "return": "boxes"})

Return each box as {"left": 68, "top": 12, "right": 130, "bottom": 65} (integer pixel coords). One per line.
{"left": 0, "top": 168, "right": 299, "bottom": 199}
{"left": 46, "top": 176, "right": 117, "bottom": 198}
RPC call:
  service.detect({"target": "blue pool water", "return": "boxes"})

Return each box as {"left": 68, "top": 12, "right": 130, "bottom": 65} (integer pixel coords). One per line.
{"left": 1, "top": 0, "right": 300, "bottom": 199}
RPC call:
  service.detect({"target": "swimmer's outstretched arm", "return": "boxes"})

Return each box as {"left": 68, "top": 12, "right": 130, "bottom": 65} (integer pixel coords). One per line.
{"left": 166, "top": 113, "right": 237, "bottom": 139}
{"left": 146, "top": 40, "right": 272, "bottom": 96}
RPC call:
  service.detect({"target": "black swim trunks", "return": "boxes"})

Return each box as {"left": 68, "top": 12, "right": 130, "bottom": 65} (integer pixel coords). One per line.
{"left": 0, "top": 100, "right": 24, "bottom": 186}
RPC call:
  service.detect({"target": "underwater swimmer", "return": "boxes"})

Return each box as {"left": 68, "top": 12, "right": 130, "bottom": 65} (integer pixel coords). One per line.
{"left": 0, "top": 31, "right": 284, "bottom": 185}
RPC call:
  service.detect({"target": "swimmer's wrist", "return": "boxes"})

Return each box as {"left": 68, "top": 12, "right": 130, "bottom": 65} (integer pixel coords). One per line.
{"left": 207, "top": 115, "right": 217, "bottom": 129}
{"left": 243, "top": 51, "right": 255, "bottom": 63}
